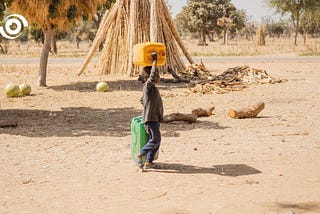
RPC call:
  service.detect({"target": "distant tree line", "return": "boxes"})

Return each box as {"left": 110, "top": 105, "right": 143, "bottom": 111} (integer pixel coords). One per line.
{"left": 174, "top": 0, "right": 320, "bottom": 45}
{"left": 267, "top": 0, "right": 320, "bottom": 45}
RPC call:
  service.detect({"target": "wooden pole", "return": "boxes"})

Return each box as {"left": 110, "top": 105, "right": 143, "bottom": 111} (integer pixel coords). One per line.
{"left": 150, "top": 0, "right": 158, "bottom": 42}
{"left": 76, "top": 1, "right": 119, "bottom": 76}
{"left": 127, "top": 0, "right": 137, "bottom": 76}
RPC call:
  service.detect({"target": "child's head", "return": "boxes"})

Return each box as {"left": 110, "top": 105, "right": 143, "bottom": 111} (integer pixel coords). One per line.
{"left": 141, "top": 66, "right": 160, "bottom": 83}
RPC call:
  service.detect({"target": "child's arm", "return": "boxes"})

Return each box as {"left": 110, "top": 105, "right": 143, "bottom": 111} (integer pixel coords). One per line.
{"left": 147, "top": 52, "right": 159, "bottom": 83}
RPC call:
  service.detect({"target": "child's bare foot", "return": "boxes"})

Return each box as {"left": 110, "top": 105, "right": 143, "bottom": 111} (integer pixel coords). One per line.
{"left": 144, "top": 162, "right": 153, "bottom": 169}
{"left": 143, "top": 162, "right": 161, "bottom": 170}
{"left": 133, "top": 154, "right": 144, "bottom": 168}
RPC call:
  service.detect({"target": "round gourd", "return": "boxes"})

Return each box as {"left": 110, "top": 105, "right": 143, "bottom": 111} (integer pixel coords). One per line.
{"left": 96, "top": 82, "right": 109, "bottom": 92}
{"left": 5, "top": 83, "right": 20, "bottom": 98}
{"left": 19, "top": 83, "right": 31, "bottom": 95}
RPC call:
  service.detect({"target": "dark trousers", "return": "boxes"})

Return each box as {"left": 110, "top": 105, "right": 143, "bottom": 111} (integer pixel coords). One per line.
{"left": 140, "top": 121, "right": 161, "bottom": 163}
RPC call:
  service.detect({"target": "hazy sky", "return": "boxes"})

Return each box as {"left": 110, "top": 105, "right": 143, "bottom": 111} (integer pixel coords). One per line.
{"left": 167, "top": 0, "right": 274, "bottom": 22}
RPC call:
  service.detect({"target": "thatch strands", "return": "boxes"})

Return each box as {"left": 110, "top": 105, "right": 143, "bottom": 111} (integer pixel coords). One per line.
{"left": 77, "top": 0, "right": 194, "bottom": 76}
{"left": 10, "top": 0, "right": 106, "bottom": 30}
{"left": 256, "top": 24, "right": 266, "bottom": 46}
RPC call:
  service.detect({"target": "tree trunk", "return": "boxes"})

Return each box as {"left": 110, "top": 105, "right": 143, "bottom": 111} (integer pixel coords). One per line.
{"left": 294, "top": 30, "right": 299, "bottom": 46}
{"left": 303, "top": 32, "right": 307, "bottom": 45}
{"left": 198, "top": 30, "right": 207, "bottom": 46}
{"left": 198, "top": 31, "right": 203, "bottom": 45}
{"left": 223, "top": 26, "right": 228, "bottom": 45}
{"left": 37, "top": 29, "right": 53, "bottom": 87}
{"left": 50, "top": 34, "right": 57, "bottom": 55}
{"left": 293, "top": 14, "right": 300, "bottom": 46}
{"left": 202, "top": 30, "right": 207, "bottom": 45}
{"left": 76, "top": 36, "right": 81, "bottom": 49}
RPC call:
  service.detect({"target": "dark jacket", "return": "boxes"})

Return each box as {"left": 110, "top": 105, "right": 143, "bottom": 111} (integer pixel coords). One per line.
{"left": 141, "top": 67, "right": 164, "bottom": 123}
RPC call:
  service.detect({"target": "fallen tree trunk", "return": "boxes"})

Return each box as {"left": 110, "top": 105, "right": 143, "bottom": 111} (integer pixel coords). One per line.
{"left": 229, "top": 102, "right": 265, "bottom": 119}
{"left": 163, "top": 113, "right": 197, "bottom": 124}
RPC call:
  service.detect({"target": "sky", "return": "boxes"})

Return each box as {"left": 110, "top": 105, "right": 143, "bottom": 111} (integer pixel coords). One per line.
{"left": 167, "top": 0, "right": 275, "bottom": 23}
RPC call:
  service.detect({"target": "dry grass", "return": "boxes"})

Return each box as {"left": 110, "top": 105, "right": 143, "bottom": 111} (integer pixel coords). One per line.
{"left": 182, "top": 36, "right": 320, "bottom": 56}
{"left": 1, "top": 35, "right": 319, "bottom": 58}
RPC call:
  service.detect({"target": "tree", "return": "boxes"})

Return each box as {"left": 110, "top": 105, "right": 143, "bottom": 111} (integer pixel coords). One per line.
{"left": 9, "top": 0, "right": 106, "bottom": 86}
{"left": 267, "top": 0, "right": 320, "bottom": 45}
{"left": 265, "top": 20, "right": 290, "bottom": 38}
{"left": 175, "top": 0, "right": 245, "bottom": 46}
{"left": 0, "top": 0, "right": 13, "bottom": 20}
{"left": 300, "top": 6, "right": 320, "bottom": 40}
{"left": 0, "top": 0, "right": 13, "bottom": 54}
{"left": 239, "top": 21, "right": 256, "bottom": 41}
{"left": 183, "top": 0, "right": 219, "bottom": 45}
{"left": 174, "top": 6, "right": 190, "bottom": 37}
{"left": 216, "top": 0, "right": 246, "bottom": 45}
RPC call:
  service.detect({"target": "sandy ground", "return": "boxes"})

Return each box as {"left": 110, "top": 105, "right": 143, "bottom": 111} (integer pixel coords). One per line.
{"left": 0, "top": 59, "right": 320, "bottom": 214}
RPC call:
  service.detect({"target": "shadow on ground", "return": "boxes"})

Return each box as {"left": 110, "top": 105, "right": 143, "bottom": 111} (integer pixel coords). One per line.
{"left": 49, "top": 80, "right": 143, "bottom": 92}
{"left": 145, "top": 163, "right": 262, "bottom": 177}
{"left": 0, "top": 108, "right": 227, "bottom": 138}
{"left": 49, "top": 79, "right": 188, "bottom": 93}
{"left": 273, "top": 202, "right": 320, "bottom": 213}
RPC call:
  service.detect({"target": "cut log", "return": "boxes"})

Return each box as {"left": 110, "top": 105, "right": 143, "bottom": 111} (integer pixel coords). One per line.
{"left": 0, "top": 121, "right": 18, "bottom": 128}
{"left": 163, "top": 113, "right": 197, "bottom": 124}
{"left": 192, "top": 106, "right": 215, "bottom": 117}
{"left": 229, "top": 102, "right": 265, "bottom": 119}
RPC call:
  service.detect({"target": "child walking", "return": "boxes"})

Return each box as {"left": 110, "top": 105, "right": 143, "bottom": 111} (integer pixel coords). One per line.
{"left": 135, "top": 52, "right": 163, "bottom": 169}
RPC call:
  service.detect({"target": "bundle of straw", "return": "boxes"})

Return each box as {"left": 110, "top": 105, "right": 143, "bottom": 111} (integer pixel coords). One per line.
{"left": 77, "top": 0, "right": 194, "bottom": 77}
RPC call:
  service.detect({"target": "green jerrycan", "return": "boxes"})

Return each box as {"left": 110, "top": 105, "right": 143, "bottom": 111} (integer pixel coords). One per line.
{"left": 131, "top": 116, "right": 158, "bottom": 164}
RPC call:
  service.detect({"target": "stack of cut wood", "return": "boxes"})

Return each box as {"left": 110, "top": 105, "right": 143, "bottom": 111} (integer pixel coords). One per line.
{"left": 189, "top": 65, "right": 284, "bottom": 94}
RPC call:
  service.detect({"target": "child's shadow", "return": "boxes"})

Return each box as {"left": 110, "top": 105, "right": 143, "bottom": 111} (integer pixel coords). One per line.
{"left": 146, "top": 163, "right": 261, "bottom": 177}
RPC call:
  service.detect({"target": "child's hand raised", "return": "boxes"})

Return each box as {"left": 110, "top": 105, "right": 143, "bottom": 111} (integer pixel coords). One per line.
{"left": 151, "top": 52, "right": 158, "bottom": 61}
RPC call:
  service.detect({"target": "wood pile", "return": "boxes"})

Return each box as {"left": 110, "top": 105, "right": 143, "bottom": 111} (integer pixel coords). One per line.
{"left": 188, "top": 65, "right": 285, "bottom": 94}
{"left": 180, "top": 60, "right": 213, "bottom": 80}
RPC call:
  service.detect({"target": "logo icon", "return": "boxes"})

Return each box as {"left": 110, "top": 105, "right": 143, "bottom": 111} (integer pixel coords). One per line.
{"left": 0, "top": 14, "right": 28, "bottom": 40}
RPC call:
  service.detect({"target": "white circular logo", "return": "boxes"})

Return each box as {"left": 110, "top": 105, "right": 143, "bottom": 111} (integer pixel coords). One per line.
{"left": 0, "top": 14, "right": 28, "bottom": 40}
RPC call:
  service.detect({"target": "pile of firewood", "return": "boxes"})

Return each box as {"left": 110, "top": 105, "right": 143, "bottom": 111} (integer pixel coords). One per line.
{"left": 188, "top": 65, "right": 285, "bottom": 94}
{"left": 179, "top": 60, "right": 213, "bottom": 80}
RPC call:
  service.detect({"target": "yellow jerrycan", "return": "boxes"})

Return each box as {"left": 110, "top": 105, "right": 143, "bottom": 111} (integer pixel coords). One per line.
{"left": 133, "top": 42, "right": 166, "bottom": 66}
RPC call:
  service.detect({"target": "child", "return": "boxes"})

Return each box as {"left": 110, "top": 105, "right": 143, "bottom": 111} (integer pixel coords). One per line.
{"left": 135, "top": 52, "right": 163, "bottom": 169}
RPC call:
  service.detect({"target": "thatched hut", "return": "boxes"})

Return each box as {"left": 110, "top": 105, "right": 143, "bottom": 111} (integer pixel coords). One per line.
{"left": 77, "top": 0, "right": 194, "bottom": 77}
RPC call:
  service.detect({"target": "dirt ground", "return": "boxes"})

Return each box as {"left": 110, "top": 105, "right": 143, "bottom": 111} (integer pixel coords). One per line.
{"left": 0, "top": 58, "right": 320, "bottom": 213}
